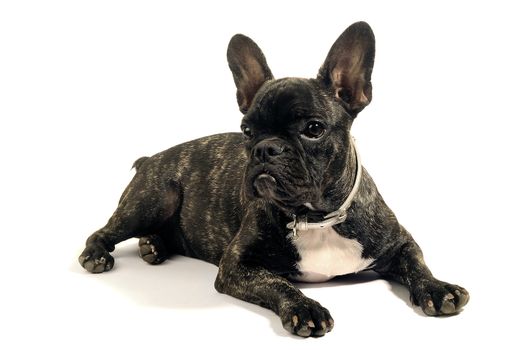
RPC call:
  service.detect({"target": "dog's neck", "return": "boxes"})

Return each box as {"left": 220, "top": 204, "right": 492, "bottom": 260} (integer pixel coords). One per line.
{"left": 313, "top": 133, "right": 360, "bottom": 214}
{"left": 287, "top": 134, "right": 361, "bottom": 235}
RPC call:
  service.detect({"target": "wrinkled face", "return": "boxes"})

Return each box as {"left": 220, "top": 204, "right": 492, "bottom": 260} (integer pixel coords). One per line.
{"left": 241, "top": 78, "right": 351, "bottom": 212}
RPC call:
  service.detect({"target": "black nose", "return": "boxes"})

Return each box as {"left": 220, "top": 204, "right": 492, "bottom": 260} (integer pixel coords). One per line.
{"left": 254, "top": 139, "right": 284, "bottom": 162}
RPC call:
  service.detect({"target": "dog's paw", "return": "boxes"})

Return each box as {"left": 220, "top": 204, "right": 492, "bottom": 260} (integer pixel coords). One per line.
{"left": 279, "top": 298, "right": 334, "bottom": 337}
{"left": 411, "top": 279, "right": 469, "bottom": 316}
{"left": 78, "top": 244, "right": 114, "bottom": 273}
{"left": 138, "top": 235, "right": 167, "bottom": 265}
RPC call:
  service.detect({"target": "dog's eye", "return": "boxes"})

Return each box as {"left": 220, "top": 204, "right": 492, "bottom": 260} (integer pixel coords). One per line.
{"left": 302, "top": 121, "right": 326, "bottom": 139}
{"left": 241, "top": 125, "right": 253, "bottom": 139}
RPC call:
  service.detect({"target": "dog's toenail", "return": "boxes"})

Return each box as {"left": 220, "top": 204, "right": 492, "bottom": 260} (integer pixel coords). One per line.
{"left": 292, "top": 315, "right": 299, "bottom": 327}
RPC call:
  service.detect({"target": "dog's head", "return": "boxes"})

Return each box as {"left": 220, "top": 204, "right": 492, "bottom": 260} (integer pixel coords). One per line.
{"left": 227, "top": 22, "right": 375, "bottom": 214}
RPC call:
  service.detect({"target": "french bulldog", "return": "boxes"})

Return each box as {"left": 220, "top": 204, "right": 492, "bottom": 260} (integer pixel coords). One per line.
{"left": 79, "top": 22, "right": 469, "bottom": 337}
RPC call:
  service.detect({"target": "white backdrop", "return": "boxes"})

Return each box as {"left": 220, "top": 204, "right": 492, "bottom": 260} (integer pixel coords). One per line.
{"left": 1, "top": 1, "right": 525, "bottom": 349}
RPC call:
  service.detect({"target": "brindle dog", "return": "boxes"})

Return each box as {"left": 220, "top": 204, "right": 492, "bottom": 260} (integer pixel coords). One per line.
{"left": 79, "top": 22, "right": 469, "bottom": 337}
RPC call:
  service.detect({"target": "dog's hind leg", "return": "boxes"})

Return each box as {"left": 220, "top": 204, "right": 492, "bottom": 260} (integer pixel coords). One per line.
{"left": 79, "top": 159, "right": 180, "bottom": 273}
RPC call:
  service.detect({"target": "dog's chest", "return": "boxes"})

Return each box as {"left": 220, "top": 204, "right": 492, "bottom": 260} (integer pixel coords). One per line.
{"left": 289, "top": 227, "right": 374, "bottom": 283}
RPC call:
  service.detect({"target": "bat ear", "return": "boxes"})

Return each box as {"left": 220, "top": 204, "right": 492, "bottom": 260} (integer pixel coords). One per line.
{"left": 318, "top": 22, "right": 375, "bottom": 117}
{"left": 227, "top": 34, "right": 274, "bottom": 114}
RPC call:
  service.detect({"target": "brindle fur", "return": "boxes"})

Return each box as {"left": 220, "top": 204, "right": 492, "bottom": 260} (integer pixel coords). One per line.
{"left": 79, "top": 22, "right": 469, "bottom": 337}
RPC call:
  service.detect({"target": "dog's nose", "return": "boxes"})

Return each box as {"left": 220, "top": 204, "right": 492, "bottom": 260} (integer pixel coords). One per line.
{"left": 254, "top": 139, "right": 284, "bottom": 162}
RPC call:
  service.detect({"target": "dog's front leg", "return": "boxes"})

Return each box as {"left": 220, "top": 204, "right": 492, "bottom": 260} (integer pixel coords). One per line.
{"left": 215, "top": 259, "right": 333, "bottom": 337}
{"left": 214, "top": 222, "right": 333, "bottom": 337}
{"left": 375, "top": 226, "right": 470, "bottom": 316}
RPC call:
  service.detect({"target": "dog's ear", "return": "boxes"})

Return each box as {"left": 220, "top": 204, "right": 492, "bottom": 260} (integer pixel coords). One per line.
{"left": 318, "top": 22, "right": 375, "bottom": 117}
{"left": 228, "top": 34, "right": 274, "bottom": 114}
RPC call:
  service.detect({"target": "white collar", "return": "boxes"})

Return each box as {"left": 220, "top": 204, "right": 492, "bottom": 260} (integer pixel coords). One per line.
{"left": 286, "top": 136, "right": 362, "bottom": 236}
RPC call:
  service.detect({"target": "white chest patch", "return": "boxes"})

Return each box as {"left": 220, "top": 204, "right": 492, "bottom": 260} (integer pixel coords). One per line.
{"left": 290, "top": 227, "right": 375, "bottom": 283}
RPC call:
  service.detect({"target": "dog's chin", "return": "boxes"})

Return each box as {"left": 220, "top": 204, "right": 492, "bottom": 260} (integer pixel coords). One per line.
{"left": 251, "top": 173, "right": 315, "bottom": 213}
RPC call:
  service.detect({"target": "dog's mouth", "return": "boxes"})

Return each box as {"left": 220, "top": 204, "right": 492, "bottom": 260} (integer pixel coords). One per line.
{"left": 253, "top": 173, "right": 278, "bottom": 198}
{"left": 247, "top": 165, "right": 316, "bottom": 210}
